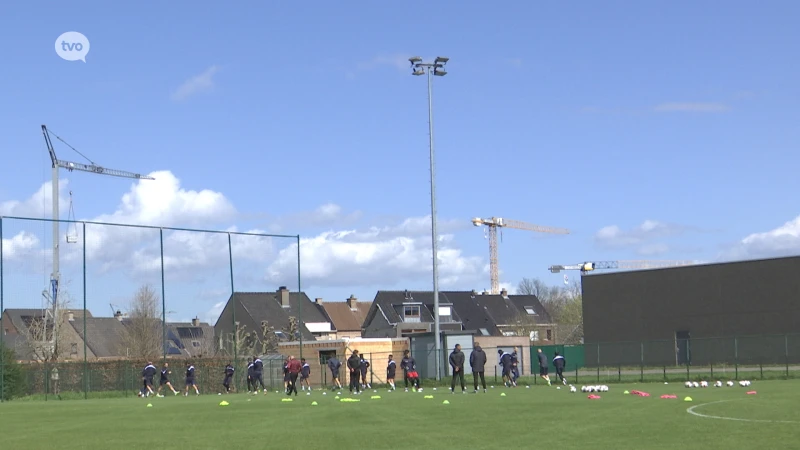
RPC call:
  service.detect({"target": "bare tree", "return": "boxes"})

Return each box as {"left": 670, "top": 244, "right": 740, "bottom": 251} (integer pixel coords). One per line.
{"left": 257, "top": 320, "right": 279, "bottom": 354}
{"left": 225, "top": 322, "right": 255, "bottom": 357}
{"left": 225, "top": 320, "right": 279, "bottom": 357}
{"left": 517, "top": 277, "right": 584, "bottom": 344}
{"left": 20, "top": 290, "right": 73, "bottom": 362}
{"left": 508, "top": 311, "right": 542, "bottom": 341}
{"left": 120, "top": 285, "right": 163, "bottom": 360}
{"left": 282, "top": 316, "right": 300, "bottom": 340}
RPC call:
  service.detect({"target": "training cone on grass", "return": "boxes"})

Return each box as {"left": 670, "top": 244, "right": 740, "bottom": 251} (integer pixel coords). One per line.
{"left": 311, "top": 401, "right": 318, "bottom": 406}
{"left": 623, "top": 390, "right": 630, "bottom": 394}
{"left": 219, "top": 401, "right": 229, "bottom": 406}
{"left": 660, "top": 395, "right": 677, "bottom": 399}
{"left": 281, "top": 398, "right": 293, "bottom": 402}
{"left": 334, "top": 396, "right": 340, "bottom": 399}
{"left": 684, "top": 396, "right": 693, "bottom": 402}
{"left": 746, "top": 391, "right": 757, "bottom": 395}
{"left": 442, "top": 400, "right": 450, "bottom": 404}
{"left": 587, "top": 394, "right": 601, "bottom": 400}
{"left": 424, "top": 395, "right": 434, "bottom": 399}
{"left": 371, "top": 395, "right": 381, "bottom": 399}
{"left": 146, "top": 403, "right": 153, "bottom": 408}
{"left": 500, "top": 393, "right": 506, "bottom": 397}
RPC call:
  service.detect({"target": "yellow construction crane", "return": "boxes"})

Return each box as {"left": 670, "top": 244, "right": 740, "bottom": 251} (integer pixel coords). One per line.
{"left": 472, "top": 217, "right": 570, "bottom": 295}
{"left": 548, "top": 260, "right": 700, "bottom": 275}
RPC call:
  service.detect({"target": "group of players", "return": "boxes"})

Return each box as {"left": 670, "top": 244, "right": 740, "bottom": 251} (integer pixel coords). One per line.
{"left": 138, "top": 345, "right": 569, "bottom": 398}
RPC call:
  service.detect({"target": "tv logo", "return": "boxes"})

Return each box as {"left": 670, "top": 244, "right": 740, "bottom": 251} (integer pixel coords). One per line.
{"left": 55, "top": 31, "right": 90, "bottom": 62}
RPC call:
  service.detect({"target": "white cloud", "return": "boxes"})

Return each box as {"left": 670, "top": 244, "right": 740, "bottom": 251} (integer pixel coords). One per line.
{"left": 0, "top": 180, "right": 69, "bottom": 218}
{"left": 654, "top": 102, "right": 729, "bottom": 113}
{"left": 726, "top": 216, "right": 800, "bottom": 259}
{"left": 265, "top": 216, "right": 483, "bottom": 289}
{"left": 272, "top": 203, "right": 363, "bottom": 231}
{"left": 1, "top": 231, "right": 40, "bottom": 260}
{"left": 171, "top": 65, "right": 220, "bottom": 101}
{"left": 594, "top": 220, "right": 689, "bottom": 255}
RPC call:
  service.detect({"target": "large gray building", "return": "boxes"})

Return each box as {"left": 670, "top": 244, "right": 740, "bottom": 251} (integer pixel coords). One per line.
{"left": 582, "top": 255, "right": 800, "bottom": 367}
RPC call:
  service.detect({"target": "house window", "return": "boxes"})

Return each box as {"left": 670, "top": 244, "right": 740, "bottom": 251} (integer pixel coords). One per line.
{"left": 524, "top": 306, "right": 537, "bottom": 315}
{"left": 546, "top": 329, "right": 552, "bottom": 341}
{"left": 403, "top": 305, "right": 420, "bottom": 323}
{"left": 529, "top": 331, "right": 539, "bottom": 341}
{"left": 70, "top": 343, "right": 78, "bottom": 356}
{"left": 479, "top": 328, "right": 490, "bottom": 336}
{"left": 438, "top": 306, "right": 452, "bottom": 323}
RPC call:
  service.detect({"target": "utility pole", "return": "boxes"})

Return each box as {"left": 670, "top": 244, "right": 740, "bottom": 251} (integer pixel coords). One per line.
{"left": 408, "top": 57, "right": 448, "bottom": 380}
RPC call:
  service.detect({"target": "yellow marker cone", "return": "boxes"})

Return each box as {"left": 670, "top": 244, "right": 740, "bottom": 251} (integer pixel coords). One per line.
{"left": 311, "top": 401, "right": 318, "bottom": 405}
{"left": 334, "top": 396, "right": 340, "bottom": 399}
{"left": 500, "top": 392, "right": 507, "bottom": 397}
{"left": 684, "top": 396, "right": 693, "bottom": 402}
{"left": 146, "top": 403, "right": 153, "bottom": 407}
{"left": 442, "top": 400, "right": 450, "bottom": 404}
{"left": 281, "top": 398, "right": 293, "bottom": 402}
{"left": 623, "top": 390, "right": 630, "bottom": 394}
{"left": 424, "top": 395, "right": 434, "bottom": 399}
{"left": 219, "top": 401, "right": 229, "bottom": 406}
{"left": 371, "top": 395, "right": 381, "bottom": 399}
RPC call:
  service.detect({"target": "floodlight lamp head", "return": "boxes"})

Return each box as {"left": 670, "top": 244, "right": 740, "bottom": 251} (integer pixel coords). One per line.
{"left": 433, "top": 68, "right": 447, "bottom": 76}
{"left": 435, "top": 56, "right": 449, "bottom": 64}
{"left": 412, "top": 69, "right": 425, "bottom": 76}
{"left": 409, "top": 56, "right": 423, "bottom": 65}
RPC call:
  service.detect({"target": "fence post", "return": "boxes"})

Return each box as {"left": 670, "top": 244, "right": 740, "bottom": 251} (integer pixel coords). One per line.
{"left": 710, "top": 362, "right": 713, "bottom": 379}
{"left": 640, "top": 341, "right": 644, "bottom": 382}
{"left": 596, "top": 344, "right": 600, "bottom": 382}
{"left": 82, "top": 222, "right": 88, "bottom": 399}
{"left": 227, "top": 233, "right": 237, "bottom": 391}
{"left": 734, "top": 336, "right": 739, "bottom": 379}
{"left": 686, "top": 362, "right": 690, "bottom": 380}
{"left": 785, "top": 334, "right": 790, "bottom": 378}
{"left": 0, "top": 216, "right": 4, "bottom": 403}
{"left": 618, "top": 364, "right": 621, "bottom": 382}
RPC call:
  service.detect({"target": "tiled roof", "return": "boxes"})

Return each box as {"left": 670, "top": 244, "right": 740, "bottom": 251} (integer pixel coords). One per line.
{"left": 230, "top": 291, "right": 331, "bottom": 340}
{"left": 320, "top": 301, "right": 371, "bottom": 332}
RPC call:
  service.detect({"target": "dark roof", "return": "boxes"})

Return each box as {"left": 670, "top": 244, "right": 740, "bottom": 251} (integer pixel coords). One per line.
{"left": 4, "top": 308, "right": 93, "bottom": 335}
{"left": 70, "top": 317, "right": 127, "bottom": 358}
{"left": 166, "top": 321, "right": 215, "bottom": 357}
{"left": 364, "top": 290, "right": 551, "bottom": 337}
{"left": 320, "top": 301, "right": 371, "bottom": 332}
{"left": 1, "top": 334, "right": 33, "bottom": 360}
{"left": 228, "top": 291, "right": 331, "bottom": 340}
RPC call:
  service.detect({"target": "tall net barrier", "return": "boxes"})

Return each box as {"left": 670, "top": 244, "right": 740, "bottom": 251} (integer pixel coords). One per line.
{"left": 0, "top": 216, "right": 300, "bottom": 400}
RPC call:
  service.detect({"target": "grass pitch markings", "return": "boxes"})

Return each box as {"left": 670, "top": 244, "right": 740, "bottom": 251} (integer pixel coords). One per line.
{"left": 686, "top": 399, "right": 800, "bottom": 424}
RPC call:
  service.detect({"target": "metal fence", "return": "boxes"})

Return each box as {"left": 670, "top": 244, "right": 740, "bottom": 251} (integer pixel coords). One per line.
{"left": 0, "top": 216, "right": 302, "bottom": 401}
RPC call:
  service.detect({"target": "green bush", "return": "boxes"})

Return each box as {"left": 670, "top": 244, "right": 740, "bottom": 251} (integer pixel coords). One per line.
{"left": 1, "top": 344, "right": 25, "bottom": 400}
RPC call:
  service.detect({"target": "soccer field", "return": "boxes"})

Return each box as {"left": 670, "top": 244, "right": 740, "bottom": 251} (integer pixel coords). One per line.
{"left": 1, "top": 381, "right": 798, "bottom": 449}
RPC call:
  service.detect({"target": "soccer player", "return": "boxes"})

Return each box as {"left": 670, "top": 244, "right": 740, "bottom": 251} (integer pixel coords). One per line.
{"left": 553, "top": 351, "right": 568, "bottom": 385}
{"left": 246, "top": 358, "right": 255, "bottom": 393}
{"left": 156, "top": 362, "right": 178, "bottom": 396}
{"left": 141, "top": 361, "right": 156, "bottom": 397}
{"left": 327, "top": 356, "right": 342, "bottom": 391}
{"left": 386, "top": 355, "right": 397, "bottom": 391}
{"left": 252, "top": 355, "right": 267, "bottom": 394}
{"left": 359, "top": 354, "right": 371, "bottom": 389}
{"left": 282, "top": 358, "right": 291, "bottom": 394}
{"left": 537, "top": 348, "right": 551, "bottom": 385}
{"left": 300, "top": 358, "right": 311, "bottom": 391}
{"left": 400, "top": 350, "right": 420, "bottom": 391}
{"left": 469, "top": 343, "right": 487, "bottom": 393}
{"left": 184, "top": 361, "right": 199, "bottom": 396}
{"left": 223, "top": 362, "right": 235, "bottom": 393}
{"left": 286, "top": 355, "right": 302, "bottom": 396}
{"left": 498, "top": 349, "right": 514, "bottom": 387}
{"left": 510, "top": 348, "right": 520, "bottom": 386}
{"left": 449, "top": 344, "right": 466, "bottom": 394}
{"left": 347, "top": 350, "right": 362, "bottom": 394}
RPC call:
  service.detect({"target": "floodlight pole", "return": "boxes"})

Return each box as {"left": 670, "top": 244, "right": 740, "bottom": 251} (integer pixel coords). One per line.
{"left": 410, "top": 56, "right": 448, "bottom": 381}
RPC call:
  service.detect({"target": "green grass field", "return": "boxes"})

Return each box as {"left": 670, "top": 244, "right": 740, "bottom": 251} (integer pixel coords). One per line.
{"left": 1, "top": 380, "right": 798, "bottom": 449}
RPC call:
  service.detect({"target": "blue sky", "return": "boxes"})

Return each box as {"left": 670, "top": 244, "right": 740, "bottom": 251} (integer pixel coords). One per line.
{"left": 1, "top": 1, "right": 799, "bottom": 324}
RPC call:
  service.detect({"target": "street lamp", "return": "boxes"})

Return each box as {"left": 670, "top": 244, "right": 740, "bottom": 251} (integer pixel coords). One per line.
{"left": 409, "top": 56, "right": 448, "bottom": 381}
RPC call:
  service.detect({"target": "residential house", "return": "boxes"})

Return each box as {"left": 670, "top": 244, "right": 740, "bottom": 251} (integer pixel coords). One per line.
{"left": 362, "top": 289, "right": 555, "bottom": 344}
{"left": 214, "top": 287, "right": 335, "bottom": 355}
{"left": 316, "top": 295, "right": 371, "bottom": 340}
{"left": 165, "top": 318, "right": 216, "bottom": 358}
{"left": 71, "top": 312, "right": 128, "bottom": 359}
{"left": 2, "top": 308, "right": 94, "bottom": 361}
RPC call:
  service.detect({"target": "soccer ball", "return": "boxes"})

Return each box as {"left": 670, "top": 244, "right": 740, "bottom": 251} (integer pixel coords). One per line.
{"left": 684, "top": 381, "right": 692, "bottom": 388}
{"left": 699, "top": 381, "right": 708, "bottom": 388}
{"left": 580, "top": 386, "right": 588, "bottom": 392}
{"left": 714, "top": 381, "right": 723, "bottom": 387}
{"left": 570, "top": 385, "right": 577, "bottom": 393}
{"left": 692, "top": 382, "right": 699, "bottom": 388}
{"left": 726, "top": 381, "right": 734, "bottom": 387}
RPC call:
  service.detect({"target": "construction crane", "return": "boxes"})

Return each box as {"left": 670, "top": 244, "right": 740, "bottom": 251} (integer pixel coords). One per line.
{"left": 41, "top": 125, "right": 154, "bottom": 359}
{"left": 548, "top": 260, "right": 700, "bottom": 274}
{"left": 472, "top": 217, "right": 570, "bottom": 295}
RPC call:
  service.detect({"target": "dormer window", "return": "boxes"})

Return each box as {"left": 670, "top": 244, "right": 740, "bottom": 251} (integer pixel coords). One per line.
{"left": 403, "top": 305, "right": 420, "bottom": 322}
{"left": 524, "top": 306, "right": 537, "bottom": 315}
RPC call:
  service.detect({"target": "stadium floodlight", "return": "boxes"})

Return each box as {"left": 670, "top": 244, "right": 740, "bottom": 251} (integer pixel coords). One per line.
{"left": 407, "top": 56, "right": 450, "bottom": 381}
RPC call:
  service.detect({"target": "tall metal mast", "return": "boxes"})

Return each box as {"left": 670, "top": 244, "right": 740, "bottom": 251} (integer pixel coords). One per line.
{"left": 41, "top": 125, "right": 154, "bottom": 360}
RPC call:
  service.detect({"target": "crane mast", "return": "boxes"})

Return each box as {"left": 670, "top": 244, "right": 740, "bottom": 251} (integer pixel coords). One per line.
{"left": 472, "top": 216, "right": 569, "bottom": 294}
{"left": 41, "top": 125, "right": 154, "bottom": 361}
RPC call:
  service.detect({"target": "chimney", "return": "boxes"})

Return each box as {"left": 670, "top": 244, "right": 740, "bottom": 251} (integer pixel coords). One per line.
{"left": 278, "top": 286, "right": 290, "bottom": 308}
{"left": 315, "top": 298, "right": 323, "bottom": 305}
{"left": 500, "top": 288, "right": 508, "bottom": 298}
{"left": 347, "top": 295, "right": 357, "bottom": 310}
{"left": 114, "top": 310, "right": 123, "bottom": 321}
{"left": 471, "top": 290, "right": 477, "bottom": 297}
{"left": 192, "top": 317, "right": 200, "bottom": 327}
{"left": 67, "top": 311, "right": 74, "bottom": 322}
{"left": 482, "top": 290, "right": 490, "bottom": 295}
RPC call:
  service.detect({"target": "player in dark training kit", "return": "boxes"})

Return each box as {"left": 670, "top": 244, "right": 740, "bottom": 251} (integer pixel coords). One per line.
{"left": 184, "top": 362, "right": 200, "bottom": 396}
{"left": 359, "top": 354, "right": 371, "bottom": 389}
{"left": 300, "top": 358, "right": 311, "bottom": 391}
{"left": 246, "top": 359, "right": 255, "bottom": 393}
{"left": 140, "top": 362, "right": 156, "bottom": 397}
{"left": 537, "top": 348, "right": 551, "bottom": 385}
{"left": 347, "top": 350, "right": 362, "bottom": 394}
{"left": 156, "top": 362, "right": 178, "bottom": 396}
{"left": 386, "top": 355, "right": 397, "bottom": 391}
{"left": 223, "top": 362, "right": 235, "bottom": 393}
{"left": 553, "top": 351, "right": 568, "bottom": 385}
{"left": 327, "top": 356, "right": 343, "bottom": 391}
{"left": 252, "top": 356, "right": 267, "bottom": 394}
{"left": 498, "top": 350, "right": 514, "bottom": 387}
{"left": 400, "top": 350, "right": 420, "bottom": 391}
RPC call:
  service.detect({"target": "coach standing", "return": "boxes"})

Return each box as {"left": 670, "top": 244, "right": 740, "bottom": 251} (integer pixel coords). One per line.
{"left": 469, "top": 343, "right": 487, "bottom": 393}
{"left": 449, "top": 344, "right": 466, "bottom": 393}
{"left": 286, "top": 355, "right": 302, "bottom": 396}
